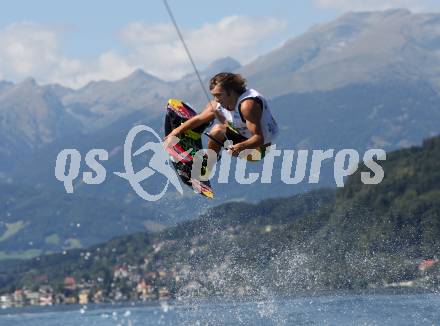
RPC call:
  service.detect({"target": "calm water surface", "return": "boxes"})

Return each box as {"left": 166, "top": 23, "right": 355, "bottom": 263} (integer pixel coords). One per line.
{"left": 0, "top": 292, "right": 439, "bottom": 325}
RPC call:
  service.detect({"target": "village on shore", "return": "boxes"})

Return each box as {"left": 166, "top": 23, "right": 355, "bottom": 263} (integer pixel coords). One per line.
{"left": 1, "top": 255, "right": 438, "bottom": 309}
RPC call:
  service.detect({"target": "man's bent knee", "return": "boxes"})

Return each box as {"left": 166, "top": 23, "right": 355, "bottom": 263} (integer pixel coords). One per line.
{"left": 209, "top": 124, "right": 226, "bottom": 138}
{"left": 208, "top": 124, "right": 226, "bottom": 153}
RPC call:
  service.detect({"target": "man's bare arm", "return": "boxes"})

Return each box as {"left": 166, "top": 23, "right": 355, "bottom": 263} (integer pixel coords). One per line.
{"left": 238, "top": 99, "right": 264, "bottom": 149}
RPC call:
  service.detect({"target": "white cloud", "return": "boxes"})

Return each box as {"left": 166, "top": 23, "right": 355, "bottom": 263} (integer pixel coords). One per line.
{"left": 120, "top": 22, "right": 176, "bottom": 45}
{"left": 0, "top": 22, "right": 138, "bottom": 88}
{"left": 118, "top": 16, "right": 287, "bottom": 80}
{"left": 68, "top": 52, "right": 136, "bottom": 88}
{"left": 2, "top": 22, "right": 58, "bottom": 76}
{"left": 313, "top": 0, "right": 428, "bottom": 12}
{"left": 0, "top": 16, "right": 286, "bottom": 88}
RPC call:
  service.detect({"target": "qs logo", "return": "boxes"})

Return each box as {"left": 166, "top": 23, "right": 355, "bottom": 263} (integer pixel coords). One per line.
{"left": 55, "top": 125, "right": 183, "bottom": 201}
{"left": 55, "top": 125, "right": 387, "bottom": 201}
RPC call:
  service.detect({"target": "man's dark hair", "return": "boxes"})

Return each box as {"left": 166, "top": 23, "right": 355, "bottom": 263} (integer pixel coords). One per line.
{"left": 209, "top": 72, "right": 247, "bottom": 95}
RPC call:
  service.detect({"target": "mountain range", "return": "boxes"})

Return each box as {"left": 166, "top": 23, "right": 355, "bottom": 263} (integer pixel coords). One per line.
{"left": 1, "top": 9, "right": 440, "bottom": 258}
{"left": 3, "top": 9, "right": 440, "bottom": 162}
{"left": 240, "top": 9, "right": 440, "bottom": 97}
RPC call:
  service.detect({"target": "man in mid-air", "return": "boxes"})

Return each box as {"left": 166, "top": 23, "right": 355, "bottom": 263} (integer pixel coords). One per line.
{"left": 166, "top": 72, "right": 279, "bottom": 160}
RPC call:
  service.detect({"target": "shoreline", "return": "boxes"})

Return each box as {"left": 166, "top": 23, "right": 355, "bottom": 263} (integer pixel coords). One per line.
{"left": 1, "top": 287, "right": 436, "bottom": 316}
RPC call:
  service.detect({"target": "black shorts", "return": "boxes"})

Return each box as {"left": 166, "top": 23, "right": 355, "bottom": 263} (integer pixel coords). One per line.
{"left": 225, "top": 126, "right": 248, "bottom": 144}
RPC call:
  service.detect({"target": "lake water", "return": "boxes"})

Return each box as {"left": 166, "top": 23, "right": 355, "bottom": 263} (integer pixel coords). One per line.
{"left": 0, "top": 292, "right": 439, "bottom": 325}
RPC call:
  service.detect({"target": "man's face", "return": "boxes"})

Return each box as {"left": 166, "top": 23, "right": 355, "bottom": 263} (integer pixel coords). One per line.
{"left": 210, "top": 85, "right": 236, "bottom": 110}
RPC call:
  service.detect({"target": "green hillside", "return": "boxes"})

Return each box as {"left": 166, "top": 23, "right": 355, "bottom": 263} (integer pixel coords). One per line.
{"left": 1, "top": 136, "right": 439, "bottom": 302}
{"left": 0, "top": 183, "right": 168, "bottom": 259}
{"left": 275, "top": 135, "right": 440, "bottom": 289}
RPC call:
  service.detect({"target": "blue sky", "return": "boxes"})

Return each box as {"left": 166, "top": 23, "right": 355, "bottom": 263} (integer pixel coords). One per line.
{"left": 0, "top": 1, "right": 334, "bottom": 58}
{"left": 0, "top": 0, "right": 439, "bottom": 87}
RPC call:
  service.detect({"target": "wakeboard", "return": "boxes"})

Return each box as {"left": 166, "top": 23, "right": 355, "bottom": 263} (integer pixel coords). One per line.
{"left": 164, "top": 99, "right": 214, "bottom": 199}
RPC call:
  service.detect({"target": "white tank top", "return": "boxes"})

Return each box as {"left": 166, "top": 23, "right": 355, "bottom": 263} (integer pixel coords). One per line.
{"left": 215, "top": 89, "right": 279, "bottom": 144}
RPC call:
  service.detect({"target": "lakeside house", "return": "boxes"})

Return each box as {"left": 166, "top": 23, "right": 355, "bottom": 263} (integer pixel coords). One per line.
{"left": 78, "top": 290, "right": 89, "bottom": 305}
{"left": 418, "top": 259, "right": 439, "bottom": 273}
{"left": 158, "top": 287, "right": 170, "bottom": 300}
{"left": 137, "top": 279, "right": 154, "bottom": 300}
{"left": 64, "top": 277, "right": 77, "bottom": 290}
{"left": 0, "top": 294, "right": 13, "bottom": 308}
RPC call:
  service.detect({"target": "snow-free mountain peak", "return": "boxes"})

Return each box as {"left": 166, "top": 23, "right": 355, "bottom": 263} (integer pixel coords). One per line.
{"left": 180, "top": 57, "right": 241, "bottom": 82}
{"left": 239, "top": 9, "right": 440, "bottom": 97}
{"left": 123, "top": 68, "right": 165, "bottom": 83}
